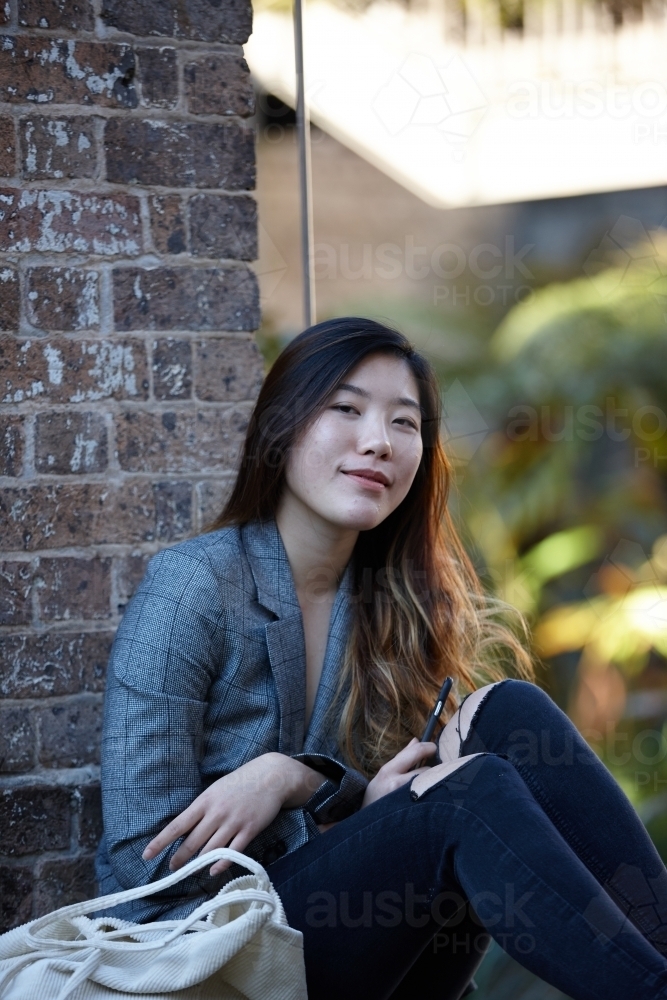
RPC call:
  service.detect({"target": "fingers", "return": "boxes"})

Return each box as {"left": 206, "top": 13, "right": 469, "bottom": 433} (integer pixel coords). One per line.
{"left": 169, "top": 816, "right": 234, "bottom": 871}
{"left": 389, "top": 739, "right": 436, "bottom": 773}
{"left": 209, "top": 832, "right": 249, "bottom": 876}
{"left": 142, "top": 802, "right": 204, "bottom": 861}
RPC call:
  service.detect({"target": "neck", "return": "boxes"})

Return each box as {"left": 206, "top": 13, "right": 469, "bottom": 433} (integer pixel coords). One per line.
{"left": 275, "top": 491, "right": 358, "bottom": 600}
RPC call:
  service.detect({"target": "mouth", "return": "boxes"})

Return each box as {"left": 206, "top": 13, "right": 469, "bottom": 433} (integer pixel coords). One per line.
{"left": 341, "top": 468, "right": 391, "bottom": 491}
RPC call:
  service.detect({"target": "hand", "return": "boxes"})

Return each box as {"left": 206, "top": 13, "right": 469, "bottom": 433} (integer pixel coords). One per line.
{"left": 361, "top": 738, "right": 436, "bottom": 809}
{"left": 142, "top": 753, "right": 324, "bottom": 876}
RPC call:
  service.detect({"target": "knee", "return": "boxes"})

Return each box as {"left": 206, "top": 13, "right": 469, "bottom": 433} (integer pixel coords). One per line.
{"left": 490, "top": 678, "right": 552, "bottom": 712}
{"left": 410, "top": 752, "right": 518, "bottom": 802}
{"left": 438, "top": 680, "right": 505, "bottom": 762}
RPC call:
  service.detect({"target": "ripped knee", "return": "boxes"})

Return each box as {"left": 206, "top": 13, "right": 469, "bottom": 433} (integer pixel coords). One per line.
{"left": 409, "top": 753, "right": 487, "bottom": 800}
{"left": 438, "top": 681, "right": 506, "bottom": 763}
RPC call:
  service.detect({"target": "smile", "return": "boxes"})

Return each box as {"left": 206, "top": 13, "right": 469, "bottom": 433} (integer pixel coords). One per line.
{"left": 341, "top": 469, "right": 391, "bottom": 491}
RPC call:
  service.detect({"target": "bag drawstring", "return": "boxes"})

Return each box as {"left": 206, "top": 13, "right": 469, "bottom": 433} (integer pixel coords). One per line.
{"left": 1, "top": 850, "right": 279, "bottom": 1000}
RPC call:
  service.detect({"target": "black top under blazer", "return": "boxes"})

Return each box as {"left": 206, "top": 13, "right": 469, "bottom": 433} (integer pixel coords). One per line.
{"left": 95, "top": 518, "right": 368, "bottom": 921}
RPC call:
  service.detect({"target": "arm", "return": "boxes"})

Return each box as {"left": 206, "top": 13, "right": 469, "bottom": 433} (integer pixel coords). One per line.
{"left": 143, "top": 751, "right": 329, "bottom": 875}
{"left": 101, "top": 545, "right": 327, "bottom": 890}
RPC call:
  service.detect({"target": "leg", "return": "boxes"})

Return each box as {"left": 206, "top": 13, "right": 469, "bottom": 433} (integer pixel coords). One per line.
{"left": 267, "top": 753, "right": 667, "bottom": 1000}
{"left": 434, "top": 679, "right": 667, "bottom": 956}
{"left": 387, "top": 905, "right": 490, "bottom": 1000}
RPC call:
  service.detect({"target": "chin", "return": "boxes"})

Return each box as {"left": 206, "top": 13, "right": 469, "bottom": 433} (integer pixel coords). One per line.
{"left": 332, "top": 505, "right": 387, "bottom": 532}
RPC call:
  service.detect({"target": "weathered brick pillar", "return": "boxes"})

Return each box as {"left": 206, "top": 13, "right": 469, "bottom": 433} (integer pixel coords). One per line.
{"left": 0, "top": 0, "right": 262, "bottom": 930}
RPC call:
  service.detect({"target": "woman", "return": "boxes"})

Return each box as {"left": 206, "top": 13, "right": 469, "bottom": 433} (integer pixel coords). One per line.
{"left": 97, "top": 318, "right": 667, "bottom": 1000}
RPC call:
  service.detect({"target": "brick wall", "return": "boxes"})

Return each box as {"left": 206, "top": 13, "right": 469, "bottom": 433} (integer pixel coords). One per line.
{"left": 0, "top": 0, "right": 263, "bottom": 930}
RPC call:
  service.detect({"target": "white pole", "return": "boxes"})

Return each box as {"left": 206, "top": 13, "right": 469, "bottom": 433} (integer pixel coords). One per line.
{"left": 293, "top": 0, "right": 316, "bottom": 327}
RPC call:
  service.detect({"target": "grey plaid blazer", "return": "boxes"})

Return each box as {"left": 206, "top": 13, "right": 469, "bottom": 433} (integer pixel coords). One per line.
{"left": 95, "top": 518, "right": 368, "bottom": 922}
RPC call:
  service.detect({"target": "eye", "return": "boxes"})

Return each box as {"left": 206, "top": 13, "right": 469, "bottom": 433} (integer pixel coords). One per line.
{"left": 394, "top": 417, "right": 419, "bottom": 430}
{"left": 332, "top": 403, "right": 359, "bottom": 415}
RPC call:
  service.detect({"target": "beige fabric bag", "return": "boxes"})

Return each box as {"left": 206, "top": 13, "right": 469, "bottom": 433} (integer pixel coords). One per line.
{"left": 0, "top": 848, "right": 308, "bottom": 1000}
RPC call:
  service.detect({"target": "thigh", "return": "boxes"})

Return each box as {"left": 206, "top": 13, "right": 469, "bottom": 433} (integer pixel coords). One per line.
{"left": 267, "top": 772, "right": 484, "bottom": 1000}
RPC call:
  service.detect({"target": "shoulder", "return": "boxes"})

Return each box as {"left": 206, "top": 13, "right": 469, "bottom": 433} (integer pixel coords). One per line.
{"left": 147, "top": 525, "right": 244, "bottom": 578}
{"left": 134, "top": 526, "right": 254, "bottom": 619}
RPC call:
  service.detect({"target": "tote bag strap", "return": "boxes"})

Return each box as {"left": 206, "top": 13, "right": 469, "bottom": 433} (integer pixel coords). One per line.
{"left": 27, "top": 848, "right": 272, "bottom": 941}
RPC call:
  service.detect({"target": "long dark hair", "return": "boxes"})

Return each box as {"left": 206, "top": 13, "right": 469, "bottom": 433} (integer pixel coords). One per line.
{"left": 209, "top": 318, "right": 532, "bottom": 775}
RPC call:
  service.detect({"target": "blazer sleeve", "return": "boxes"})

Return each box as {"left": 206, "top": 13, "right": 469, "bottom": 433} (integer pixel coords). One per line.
{"left": 289, "top": 754, "right": 368, "bottom": 824}
{"left": 100, "top": 545, "right": 228, "bottom": 895}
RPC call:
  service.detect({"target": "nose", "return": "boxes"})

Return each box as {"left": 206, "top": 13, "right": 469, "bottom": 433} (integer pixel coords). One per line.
{"left": 357, "top": 413, "right": 392, "bottom": 459}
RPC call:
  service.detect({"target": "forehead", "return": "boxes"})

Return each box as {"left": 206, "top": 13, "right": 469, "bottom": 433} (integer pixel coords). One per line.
{"left": 338, "top": 353, "right": 421, "bottom": 400}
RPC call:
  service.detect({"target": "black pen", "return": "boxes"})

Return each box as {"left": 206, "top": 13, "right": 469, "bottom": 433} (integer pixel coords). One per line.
{"left": 420, "top": 676, "right": 453, "bottom": 744}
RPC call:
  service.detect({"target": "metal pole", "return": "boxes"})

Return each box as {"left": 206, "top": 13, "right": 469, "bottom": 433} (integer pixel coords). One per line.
{"left": 293, "top": 0, "right": 316, "bottom": 328}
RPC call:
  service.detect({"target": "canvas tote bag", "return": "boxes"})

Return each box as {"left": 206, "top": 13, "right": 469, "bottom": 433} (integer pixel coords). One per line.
{"left": 0, "top": 848, "right": 308, "bottom": 1000}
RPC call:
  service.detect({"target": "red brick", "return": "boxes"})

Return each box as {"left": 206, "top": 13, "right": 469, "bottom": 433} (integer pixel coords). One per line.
{"left": 36, "top": 557, "right": 111, "bottom": 621}
{"left": 104, "top": 118, "right": 255, "bottom": 190}
{"left": 0, "top": 187, "right": 141, "bottom": 255}
{"left": 149, "top": 194, "right": 185, "bottom": 255}
{"left": 0, "top": 560, "right": 32, "bottom": 625}
{"left": 100, "top": 0, "right": 252, "bottom": 44}
{"left": 0, "top": 116, "right": 15, "bottom": 176}
{"left": 34, "top": 855, "right": 97, "bottom": 915}
{"left": 35, "top": 411, "right": 108, "bottom": 474}
{"left": 196, "top": 406, "right": 249, "bottom": 470}
{"left": 0, "top": 38, "right": 137, "bottom": 108}
{"left": 37, "top": 695, "right": 103, "bottom": 767}
{"left": 26, "top": 267, "right": 99, "bottom": 332}
{"left": 152, "top": 338, "right": 192, "bottom": 399}
{"left": 115, "top": 552, "right": 150, "bottom": 613}
{"left": 19, "top": 0, "right": 95, "bottom": 30}
{"left": 0, "top": 481, "right": 187, "bottom": 551}
{"left": 195, "top": 337, "right": 263, "bottom": 401}
{"left": 115, "top": 409, "right": 194, "bottom": 472}
{"left": 0, "top": 707, "right": 35, "bottom": 773}
{"left": 0, "top": 865, "right": 32, "bottom": 932}
{"left": 0, "top": 415, "right": 24, "bottom": 476}
{"left": 0, "top": 785, "right": 71, "bottom": 856}
{"left": 154, "top": 480, "right": 192, "bottom": 540}
{"left": 115, "top": 406, "right": 248, "bottom": 472}
{"left": 184, "top": 52, "right": 254, "bottom": 117}
{"left": 0, "top": 266, "right": 19, "bottom": 331}
{"left": 0, "top": 336, "right": 149, "bottom": 405}
{"left": 77, "top": 782, "right": 102, "bottom": 849}
{"left": 137, "top": 46, "right": 178, "bottom": 109}
{"left": 113, "top": 266, "right": 259, "bottom": 332}
{"left": 0, "top": 631, "right": 111, "bottom": 698}
{"left": 189, "top": 194, "right": 257, "bottom": 260}
{"left": 20, "top": 116, "right": 99, "bottom": 181}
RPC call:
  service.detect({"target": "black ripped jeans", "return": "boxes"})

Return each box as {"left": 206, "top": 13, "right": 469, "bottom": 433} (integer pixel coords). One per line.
{"left": 267, "top": 680, "right": 667, "bottom": 1000}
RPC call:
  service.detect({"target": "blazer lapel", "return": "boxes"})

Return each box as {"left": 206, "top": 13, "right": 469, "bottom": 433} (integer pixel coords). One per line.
{"left": 242, "top": 520, "right": 306, "bottom": 754}
{"left": 305, "top": 562, "right": 353, "bottom": 752}
{"left": 242, "top": 519, "right": 353, "bottom": 756}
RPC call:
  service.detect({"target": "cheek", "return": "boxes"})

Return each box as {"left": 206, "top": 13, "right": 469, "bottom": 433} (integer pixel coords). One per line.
{"left": 285, "top": 424, "right": 337, "bottom": 495}
{"left": 395, "top": 442, "right": 423, "bottom": 495}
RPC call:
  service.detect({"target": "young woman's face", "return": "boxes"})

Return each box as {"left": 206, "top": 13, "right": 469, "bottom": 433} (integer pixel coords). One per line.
{"left": 282, "top": 353, "right": 424, "bottom": 532}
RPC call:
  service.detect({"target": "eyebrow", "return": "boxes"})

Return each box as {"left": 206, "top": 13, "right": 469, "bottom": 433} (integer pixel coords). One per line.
{"left": 337, "top": 383, "right": 421, "bottom": 411}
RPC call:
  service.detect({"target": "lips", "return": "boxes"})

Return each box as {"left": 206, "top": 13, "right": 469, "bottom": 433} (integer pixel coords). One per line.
{"left": 341, "top": 468, "right": 391, "bottom": 488}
